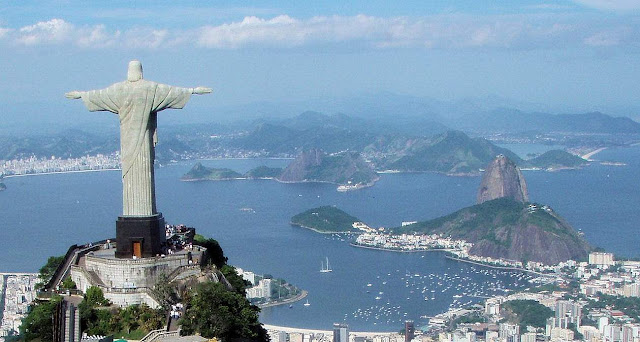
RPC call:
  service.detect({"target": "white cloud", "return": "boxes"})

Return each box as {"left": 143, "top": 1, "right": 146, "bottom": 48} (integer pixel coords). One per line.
{"left": 0, "top": 27, "right": 11, "bottom": 39}
{"left": 572, "top": 0, "right": 640, "bottom": 11}
{"left": 3, "top": 15, "right": 639, "bottom": 51}
{"left": 584, "top": 27, "right": 632, "bottom": 46}
{"left": 18, "top": 18, "right": 73, "bottom": 45}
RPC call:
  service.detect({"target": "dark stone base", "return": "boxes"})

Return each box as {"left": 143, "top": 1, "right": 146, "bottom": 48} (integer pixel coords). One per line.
{"left": 115, "top": 214, "right": 166, "bottom": 259}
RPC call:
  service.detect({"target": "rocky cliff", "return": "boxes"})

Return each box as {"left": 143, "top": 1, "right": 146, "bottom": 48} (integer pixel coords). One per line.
{"left": 477, "top": 155, "right": 528, "bottom": 204}
{"left": 277, "top": 149, "right": 379, "bottom": 186}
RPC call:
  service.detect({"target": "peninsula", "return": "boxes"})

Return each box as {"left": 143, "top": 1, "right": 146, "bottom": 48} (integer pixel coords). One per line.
{"left": 392, "top": 197, "right": 591, "bottom": 265}
{"left": 394, "top": 155, "right": 591, "bottom": 265}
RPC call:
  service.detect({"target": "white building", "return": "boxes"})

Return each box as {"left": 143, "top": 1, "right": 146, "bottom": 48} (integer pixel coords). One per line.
{"left": 589, "top": 252, "right": 615, "bottom": 267}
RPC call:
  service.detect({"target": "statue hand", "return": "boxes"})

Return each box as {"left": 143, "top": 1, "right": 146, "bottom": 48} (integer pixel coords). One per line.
{"left": 192, "top": 87, "right": 212, "bottom": 95}
{"left": 65, "top": 91, "right": 81, "bottom": 99}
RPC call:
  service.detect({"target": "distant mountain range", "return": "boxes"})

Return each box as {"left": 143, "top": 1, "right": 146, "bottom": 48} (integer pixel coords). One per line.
{"left": 453, "top": 109, "right": 640, "bottom": 134}
{"left": 1, "top": 106, "right": 631, "bottom": 173}
{"left": 0, "top": 129, "right": 118, "bottom": 160}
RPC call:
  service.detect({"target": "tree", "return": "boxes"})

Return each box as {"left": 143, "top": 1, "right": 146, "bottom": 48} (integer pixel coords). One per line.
{"left": 61, "top": 277, "right": 76, "bottom": 289}
{"left": 221, "top": 265, "right": 250, "bottom": 296}
{"left": 84, "top": 286, "right": 110, "bottom": 307}
{"left": 180, "top": 281, "right": 268, "bottom": 341}
{"left": 150, "top": 273, "right": 178, "bottom": 311}
{"left": 20, "top": 296, "right": 62, "bottom": 342}
{"left": 36, "top": 255, "right": 65, "bottom": 288}
{"left": 193, "top": 235, "right": 228, "bottom": 268}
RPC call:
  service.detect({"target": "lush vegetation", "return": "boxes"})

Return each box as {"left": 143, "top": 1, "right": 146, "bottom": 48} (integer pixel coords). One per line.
{"left": 278, "top": 150, "right": 378, "bottom": 186}
{"left": 588, "top": 294, "right": 640, "bottom": 321}
{"left": 244, "top": 166, "right": 283, "bottom": 179}
{"left": 182, "top": 163, "right": 284, "bottom": 181}
{"left": 392, "top": 197, "right": 590, "bottom": 264}
{"left": 501, "top": 300, "right": 553, "bottom": 330}
{"left": 20, "top": 295, "right": 62, "bottom": 342}
{"left": 291, "top": 206, "right": 361, "bottom": 233}
{"left": 22, "top": 234, "right": 268, "bottom": 342}
{"left": 19, "top": 287, "right": 164, "bottom": 341}
{"left": 525, "top": 150, "right": 587, "bottom": 169}
{"left": 180, "top": 272, "right": 268, "bottom": 341}
{"left": 181, "top": 162, "right": 243, "bottom": 181}
{"left": 388, "top": 131, "right": 522, "bottom": 174}
{"left": 193, "top": 234, "right": 228, "bottom": 268}
{"left": 36, "top": 255, "right": 65, "bottom": 289}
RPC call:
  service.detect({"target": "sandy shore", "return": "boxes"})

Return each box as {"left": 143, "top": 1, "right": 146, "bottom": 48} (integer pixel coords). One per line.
{"left": 581, "top": 147, "right": 607, "bottom": 161}
{"left": 263, "top": 324, "right": 397, "bottom": 337}
{"left": 3, "top": 168, "right": 120, "bottom": 178}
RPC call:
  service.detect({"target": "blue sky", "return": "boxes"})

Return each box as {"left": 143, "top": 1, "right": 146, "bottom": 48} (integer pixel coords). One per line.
{"left": 1, "top": 0, "right": 639, "bottom": 129}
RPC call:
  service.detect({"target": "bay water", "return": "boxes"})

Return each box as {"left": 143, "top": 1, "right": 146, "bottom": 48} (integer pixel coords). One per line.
{"left": 0, "top": 146, "right": 638, "bottom": 331}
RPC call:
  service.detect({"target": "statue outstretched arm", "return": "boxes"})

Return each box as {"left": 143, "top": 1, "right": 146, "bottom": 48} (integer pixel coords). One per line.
{"left": 191, "top": 87, "right": 212, "bottom": 95}
{"left": 65, "top": 91, "right": 82, "bottom": 99}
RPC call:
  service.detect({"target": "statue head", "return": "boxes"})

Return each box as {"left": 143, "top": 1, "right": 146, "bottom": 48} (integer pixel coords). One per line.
{"left": 127, "top": 60, "right": 143, "bottom": 82}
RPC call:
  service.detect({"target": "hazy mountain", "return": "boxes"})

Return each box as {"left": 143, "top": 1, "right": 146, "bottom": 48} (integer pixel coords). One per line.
{"left": 277, "top": 149, "right": 379, "bottom": 186}
{"left": 384, "top": 131, "right": 522, "bottom": 174}
{"left": 453, "top": 108, "right": 640, "bottom": 133}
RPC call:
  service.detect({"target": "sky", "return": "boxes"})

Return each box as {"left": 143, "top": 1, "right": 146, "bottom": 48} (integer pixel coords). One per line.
{"left": 1, "top": 0, "right": 639, "bottom": 130}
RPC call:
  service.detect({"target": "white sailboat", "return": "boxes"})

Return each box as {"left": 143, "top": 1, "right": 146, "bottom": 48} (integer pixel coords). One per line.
{"left": 320, "top": 257, "right": 333, "bottom": 273}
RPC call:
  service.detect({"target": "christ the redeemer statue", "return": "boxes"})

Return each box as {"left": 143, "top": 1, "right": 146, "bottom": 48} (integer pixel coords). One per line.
{"left": 66, "top": 60, "right": 211, "bottom": 217}
{"left": 66, "top": 60, "right": 211, "bottom": 258}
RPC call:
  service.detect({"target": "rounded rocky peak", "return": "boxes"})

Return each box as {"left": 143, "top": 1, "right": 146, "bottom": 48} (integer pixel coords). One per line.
{"left": 477, "top": 154, "right": 529, "bottom": 204}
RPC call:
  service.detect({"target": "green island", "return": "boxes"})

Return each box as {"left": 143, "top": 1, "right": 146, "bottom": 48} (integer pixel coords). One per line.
{"left": 523, "top": 150, "right": 588, "bottom": 170}
{"left": 181, "top": 162, "right": 283, "bottom": 181}
{"left": 290, "top": 206, "right": 361, "bottom": 233}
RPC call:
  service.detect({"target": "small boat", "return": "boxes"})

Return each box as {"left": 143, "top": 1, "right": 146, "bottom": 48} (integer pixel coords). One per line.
{"left": 320, "top": 257, "right": 333, "bottom": 273}
{"left": 303, "top": 300, "right": 310, "bottom": 307}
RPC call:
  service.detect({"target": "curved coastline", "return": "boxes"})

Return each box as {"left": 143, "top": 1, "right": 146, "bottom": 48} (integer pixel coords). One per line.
{"left": 349, "top": 243, "right": 453, "bottom": 253}
{"left": 262, "top": 323, "right": 396, "bottom": 337}
{"left": 3, "top": 168, "right": 121, "bottom": 178}
{"left": 444, "top": 255, "right": 554, "bottom": 277}
{"left": 290, "top": 223, "right": 358, "bottom": 235}
{"left": 259, "top": 290, "right": 308, "bottom": 309}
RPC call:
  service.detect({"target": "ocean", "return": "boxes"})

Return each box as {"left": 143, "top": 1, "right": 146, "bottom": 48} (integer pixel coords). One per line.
{"left": 0, "top": 145, "right": 638, "bottom": 331}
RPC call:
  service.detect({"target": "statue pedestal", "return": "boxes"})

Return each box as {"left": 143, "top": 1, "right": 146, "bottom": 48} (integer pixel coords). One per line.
{"left": 115, "top": 214, "right": 166, "bottom": 258}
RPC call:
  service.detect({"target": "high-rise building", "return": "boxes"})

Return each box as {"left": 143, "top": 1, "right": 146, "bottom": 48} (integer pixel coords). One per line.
{"left": 555, "top": 300, "right": 582, "bottom": 328}
{"left": 333, "top": 323, "right": 349, "bottom": 342}
{"left": 405, "top": 320, "right": 415, "bottom": 342}
{"left": 589, "top": 252, "right": 615, "bottom": 267}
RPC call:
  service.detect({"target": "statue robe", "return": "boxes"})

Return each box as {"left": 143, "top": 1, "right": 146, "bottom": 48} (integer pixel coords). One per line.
{"left": 79, "top": 80, "right": 191, "bottom": 216}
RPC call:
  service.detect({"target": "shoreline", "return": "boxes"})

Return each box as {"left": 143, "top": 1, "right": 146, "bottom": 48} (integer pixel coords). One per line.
{"left": 349, "top": 243, "right": 453, "bottom": 253}
{"left": 290, "top": 223, "right": 359, "bottom": 235}
{"left": 581, "top": 147, "right": 607, "bottom": 161}
{"left": 262, "top": 324, "right": 396, "bottom": 337}
{"left": 3, "top": 168, "right": 120, "bottom": 179}
{"left": 259, "top": 290, "right": 308, "bottom": 309}
{"left": 444, "top": 256, "right": 554, "bottom": 277}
